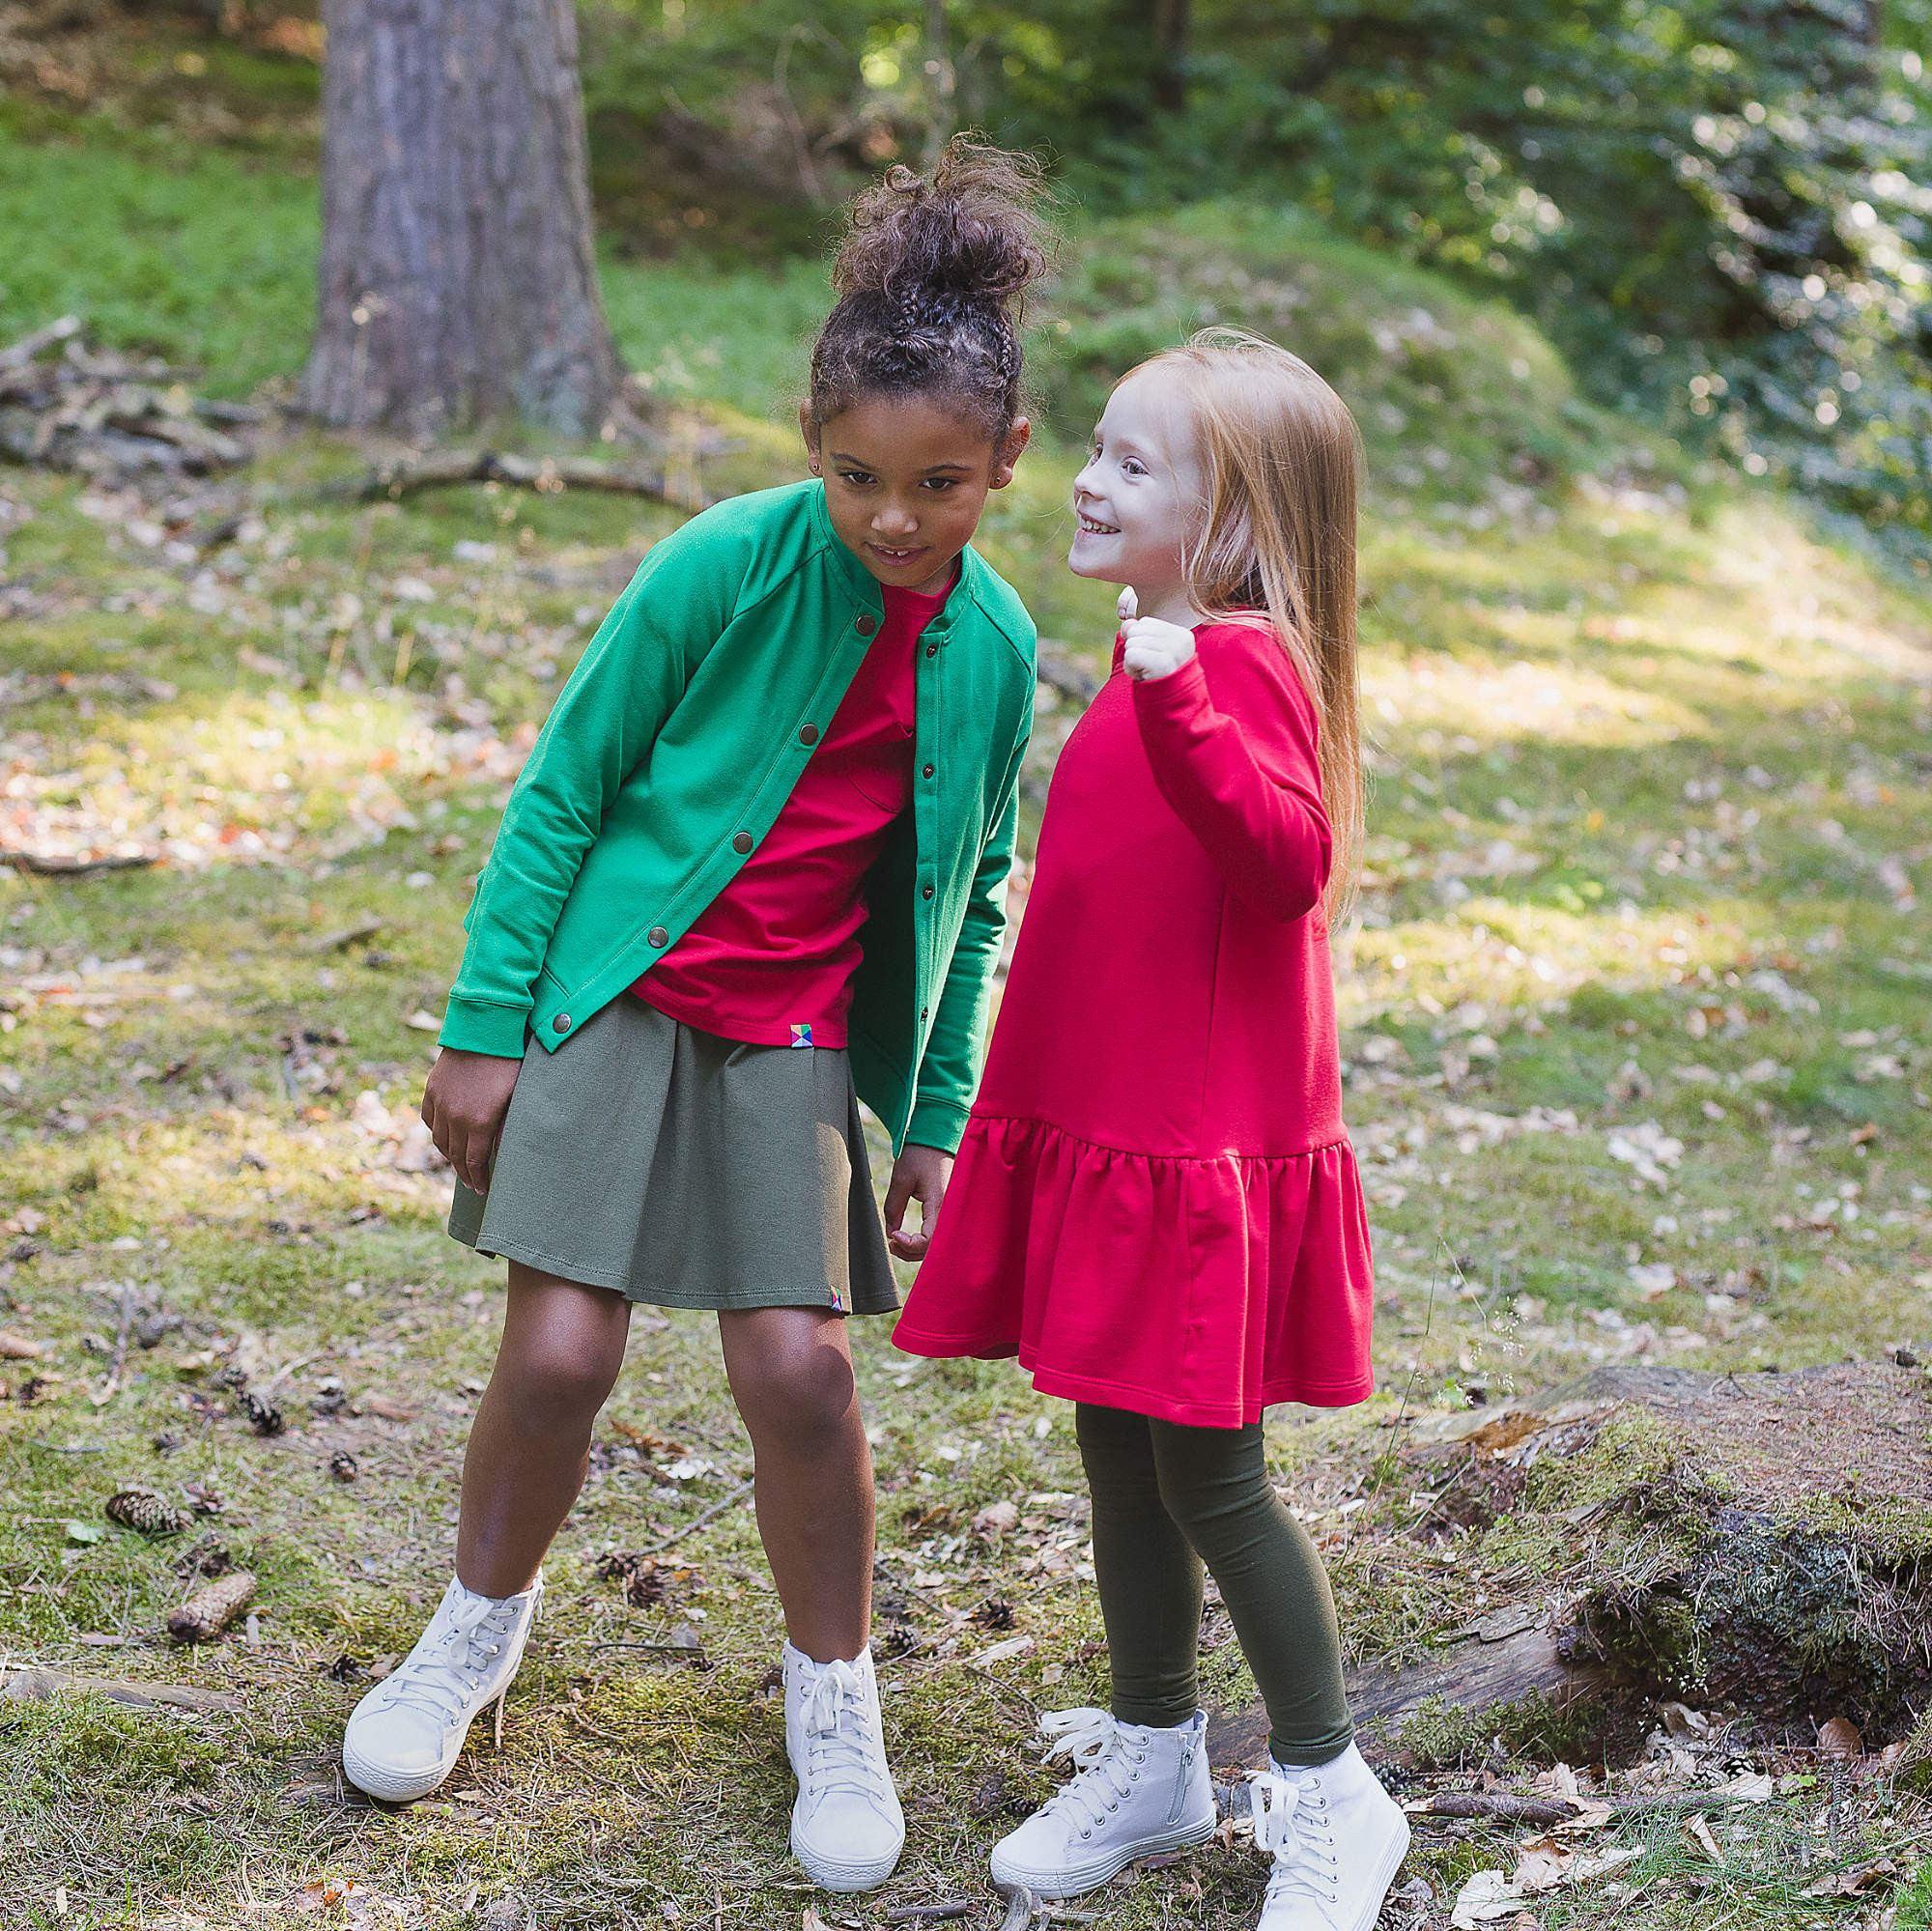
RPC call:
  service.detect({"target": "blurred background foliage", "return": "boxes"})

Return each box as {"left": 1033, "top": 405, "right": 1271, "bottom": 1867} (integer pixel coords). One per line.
{"left": 3, "top": 0, "right": 1927, "bottom": 559}
{"left": 578, "top": 0, "right": 1932, "bottom": 563}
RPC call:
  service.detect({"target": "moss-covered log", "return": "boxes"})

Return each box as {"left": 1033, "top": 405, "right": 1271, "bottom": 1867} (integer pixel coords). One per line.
{"left": 1211, "top": 1361, "right": 1932, "bottom": 1769}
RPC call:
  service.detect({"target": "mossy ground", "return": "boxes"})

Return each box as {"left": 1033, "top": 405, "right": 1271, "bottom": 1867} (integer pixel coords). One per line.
{"left": 3, "top": 53, "right": 1931, "bottom": 1931}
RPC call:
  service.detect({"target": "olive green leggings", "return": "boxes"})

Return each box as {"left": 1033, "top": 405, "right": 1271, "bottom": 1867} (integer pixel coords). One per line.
{"left": 1075, "top": 1404, "right": 1354, "bottom": 1767}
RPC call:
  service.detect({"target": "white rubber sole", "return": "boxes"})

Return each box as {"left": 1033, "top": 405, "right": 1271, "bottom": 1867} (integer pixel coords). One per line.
{"left": 989, "top": 1810, "right": 1218, "bottom": 1901}
{"left": 790, "top": 1821, "right": 905, "bottom": 1893}
{"left": 342, "top": 1691, "right": 503, "bottom": 1804}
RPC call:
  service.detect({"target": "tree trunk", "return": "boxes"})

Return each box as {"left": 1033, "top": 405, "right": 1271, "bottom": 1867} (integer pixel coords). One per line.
{"left": 300, "top": 0, "right": 624, "bottom": 439}
{"left": 1151, "top": 0, "right": 1189, "bottom": 112}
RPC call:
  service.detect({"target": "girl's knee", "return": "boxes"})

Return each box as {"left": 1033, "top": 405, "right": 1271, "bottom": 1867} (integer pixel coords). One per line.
{"left": 1149, "top": 1423, "right": 1269, "bottom": 1540}
{"left": 497, "top": 1337, "right": 620, "bottom": 1429}
{"left": 729, "top": 1336, "right": 857, "bottom": 1448}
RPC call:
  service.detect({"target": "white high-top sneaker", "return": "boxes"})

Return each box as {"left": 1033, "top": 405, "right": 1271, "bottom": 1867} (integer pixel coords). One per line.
{"left": 989, "top": 1708, "right": 1216, "bottom": 1899}
{"left": 782, "top": 1642, "right": 905, "bottom": 1891}
{"left": 1247, "top": 1743, "right": 1409, "bottom": 1930}
{"left": 342, "top": 1572, "right": 544, "bottom": 1803}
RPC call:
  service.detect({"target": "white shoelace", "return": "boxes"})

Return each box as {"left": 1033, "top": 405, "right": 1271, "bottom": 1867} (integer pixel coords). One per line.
{"left": 798, "top": 1661, "right": 890, "bottom": 1806}
{"left": 1032, "top": 1707, "right": 1148, "bottom": 1838}
{"left": 382, "top": 1591, "right": 520, "bottom": 1728}
{"left": 1249, "top": 1769, "right": 1341, "bottom": 1909}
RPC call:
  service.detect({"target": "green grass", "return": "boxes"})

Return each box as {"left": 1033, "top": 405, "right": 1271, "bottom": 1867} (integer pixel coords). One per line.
{"left": 3, "top": 72, "right": 1931, "bottom": 1931}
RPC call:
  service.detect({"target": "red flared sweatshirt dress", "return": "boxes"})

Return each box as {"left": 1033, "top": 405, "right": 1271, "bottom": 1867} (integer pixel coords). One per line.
{"left": 892, "top": 620, "right": 1376, "bottom": 1429}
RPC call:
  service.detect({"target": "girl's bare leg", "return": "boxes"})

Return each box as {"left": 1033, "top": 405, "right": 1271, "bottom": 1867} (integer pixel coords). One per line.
{"left": 455, "top": 1262, "right": 632, "bottom": 1597}
{"left": 718, "top": 1306, "right": 873, "bottom": 1661}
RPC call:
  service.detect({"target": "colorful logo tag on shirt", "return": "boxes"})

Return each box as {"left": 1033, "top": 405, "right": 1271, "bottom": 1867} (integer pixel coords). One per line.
{"left": 789, "top": 1023, "right": 814, "bottom": 1049}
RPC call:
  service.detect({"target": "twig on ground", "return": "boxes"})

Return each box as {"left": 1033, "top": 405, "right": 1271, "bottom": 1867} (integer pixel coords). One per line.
{"left": 307, "top": 916, "right": 384, "bottom": 953}
{"left": 575, "top": 1640, "right": 709, "bottom": 1667}
{"left": 883, "top": 1904, "right": 974, "bottom": 1924}
{"left": 1421, "top": 1792, "right": 1582, "bottom": 1828}
{"left": 994, "top": 1883, "right": 1041, "bottom": 1931}
{"left": 253, "top": 1349, "right": 325, "bottom": 1398}
{"left": 636, "top": 1477, "right": 754, "bottom": 1555}
{"left": 90, "top": 1282, "right": 138, "bottom": 1406}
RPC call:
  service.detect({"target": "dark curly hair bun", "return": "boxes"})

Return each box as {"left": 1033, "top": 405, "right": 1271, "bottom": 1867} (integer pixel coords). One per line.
{"left": 810, "top": 137, "right": 1053, "bottom": 439}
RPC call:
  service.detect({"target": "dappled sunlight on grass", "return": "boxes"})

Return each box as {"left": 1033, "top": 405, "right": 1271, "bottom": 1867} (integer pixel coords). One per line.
{"left": 1344, "top": 895, "right": 1777, "bottom": 1016}
{"left": 1364, "top": 650, "right": 1709, "bottom": 750}
{"left": 5, "top": 683, "right": 523, "bottom": 871}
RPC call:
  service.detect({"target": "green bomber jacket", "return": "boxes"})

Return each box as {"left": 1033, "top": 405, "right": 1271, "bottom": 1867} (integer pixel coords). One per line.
{"left": 439, "top": 477, "right": 1037, "bottom": 1156}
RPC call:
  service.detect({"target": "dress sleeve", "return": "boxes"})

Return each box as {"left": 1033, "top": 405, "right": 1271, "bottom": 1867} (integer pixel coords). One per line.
{"left": 1129, "top": 626, "right": 1332, "bottom": 923}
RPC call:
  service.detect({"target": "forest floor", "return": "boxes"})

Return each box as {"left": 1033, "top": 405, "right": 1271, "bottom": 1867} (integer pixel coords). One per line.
{"left": 4, "top": 27, "right": 1932, "bottom": 1931}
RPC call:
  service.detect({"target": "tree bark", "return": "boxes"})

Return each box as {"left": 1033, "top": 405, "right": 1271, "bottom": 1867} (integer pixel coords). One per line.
{"left": 300, "top": 0, "right": 624, "bottom": 438}
{"left": 1152, "top": 0, "right": 1189, "bottom": 112}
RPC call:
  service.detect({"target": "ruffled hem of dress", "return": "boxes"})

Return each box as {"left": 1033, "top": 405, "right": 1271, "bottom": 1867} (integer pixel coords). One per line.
{"left": 892, "top": 1112, "right": 1378, "bottom": 1426}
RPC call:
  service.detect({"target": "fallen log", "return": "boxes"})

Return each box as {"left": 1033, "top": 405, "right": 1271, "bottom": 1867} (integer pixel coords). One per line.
{"left": 1210, "top": 1361, "right": 1932, "bottom": 1769}
{"left": 337, "top": 447, "right": 726, "bottom": 508}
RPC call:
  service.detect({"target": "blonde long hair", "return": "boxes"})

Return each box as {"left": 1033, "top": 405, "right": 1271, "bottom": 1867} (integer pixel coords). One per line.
{"left": 1127, "top": 327, "right": 1365, "bottom": 923}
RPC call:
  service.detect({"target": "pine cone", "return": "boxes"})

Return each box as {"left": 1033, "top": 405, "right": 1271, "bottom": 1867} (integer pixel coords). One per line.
{"left": 105, "top": 1488, "right": 187, "bottom": 1537}
{"left": 328, "top": 1449, "right": 358, "bottom": 1482}
{"left": 241, "top": 1392, "right": 285, "bottom": 1436}
{"left": 167, "top": 1569, "right": 256, "bottom": 1643}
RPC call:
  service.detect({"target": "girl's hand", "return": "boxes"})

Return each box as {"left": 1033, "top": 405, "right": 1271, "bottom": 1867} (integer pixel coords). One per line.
{"left": 1119, "top": 589, "right": 1198, "bottom": 682}
{"left": 422, "top": 1047, "right": 523, "bottom": 1194}
{"left": 885, "top": 1142, "right": 954, "bottom": 1262}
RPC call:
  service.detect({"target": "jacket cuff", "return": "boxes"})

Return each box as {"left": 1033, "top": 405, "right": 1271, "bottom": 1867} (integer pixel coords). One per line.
{"left": 905, "top": 1095, "right": 971, "bottom": 1157}
{"left": 437, "top": 995, "right": 531, "bottom": 1059}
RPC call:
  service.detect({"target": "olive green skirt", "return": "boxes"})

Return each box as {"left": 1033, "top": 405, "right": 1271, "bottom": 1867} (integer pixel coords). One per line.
{"left": 446, "top": 996, "right": 898, "bottom": 1316}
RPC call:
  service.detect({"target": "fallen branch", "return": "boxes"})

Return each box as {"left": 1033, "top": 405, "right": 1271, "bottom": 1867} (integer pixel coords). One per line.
{"left": 994, "top": 1884, "right": 1040, "bottom": 1931}
{"left": 0, "top": 1665, "right": 242, "bottom": 1715}
{"left": 88, "top": 1281, "right": 138, "bottom": 1407}
{"left": 0, "top": 318, "right": 256, "bottom": 476}
{"left": 636, "top": 1476, "right": 755, "bottom": 1555}
{"left": 1420, "top": 1791, "right": 1582, "bottom": 1828}
{"left": 306, "top": 916, "right": 384, "bottom": 954}
{"left": 884, "top": 1903, "right": 975, "bottom": 1923}
{"left": 0, "top": 849, "right": 158, "bottom": 876}
{"left": 337, "top": 448, "right": 724, "bottom": 509}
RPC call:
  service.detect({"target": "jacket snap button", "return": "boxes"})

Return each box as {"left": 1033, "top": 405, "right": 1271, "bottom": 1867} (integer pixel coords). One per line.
{"left": 553, "top": 1014, "right": 571, "bottom": 1035}
{"left": 923, "top": 642, "right": 937, "bottom": 658}
{"left": 922, "top": 762, "right": 934, "bottom": 779}
{"left": 799, "top": 724, "right": 819, "bottom": 746}
{"left": 647, "top": 925, "right": 668, "bottom": 949}
{"left": 922, "top": 883, "right": 934, "bottom": 899}
{"left": 731, "top": 831, "right": 753, "bottom": 854}
{"left": 856, "top": 611, "right": 877, "bottom": 637}
{"left": 920, "top": 1008, "right": 929, "bottom": 1021}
